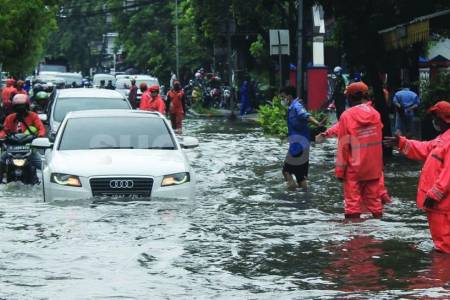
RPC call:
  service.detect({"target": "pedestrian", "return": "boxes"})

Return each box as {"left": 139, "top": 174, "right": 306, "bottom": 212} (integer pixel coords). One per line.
{"left": 332, "top": 66, "right": 346, "bottom": 120}
{"left": 384, "top": 101, "right": 450, "bottom": 253}
{"left": 166, "top": 80, "right": 186, "bottom": 134}
{"left": 280, "top": 86, "right": 322, "bottom": 190}
{"left": 331, "top": 82, "right": 384, "bottom": 219}
{"left": 140, "top": 85, "right": 165, "bottom": 115}
{"left": 128, "top": 79, "right": 138, "bottom": 109}
{"left": 239, "top": 81, "right": 252, "bottom": 117}
{"left": 170, "top": 71, "right": 177, "bottom": 89}
{"left": 393, "top": 84, "right": 420, "bottom": 137}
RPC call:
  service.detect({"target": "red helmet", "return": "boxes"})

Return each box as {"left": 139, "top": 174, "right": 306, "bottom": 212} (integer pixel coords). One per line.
{"left": 6, "top": 79, "right": 15, "bottom": 86}
{"left": 148, "top": 85, "right": 160, "bottom": 93}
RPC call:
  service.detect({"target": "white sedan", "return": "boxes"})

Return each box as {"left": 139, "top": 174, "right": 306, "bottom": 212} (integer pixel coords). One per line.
{"left": 32, "top": 110, "right": 198, "bottom": 202}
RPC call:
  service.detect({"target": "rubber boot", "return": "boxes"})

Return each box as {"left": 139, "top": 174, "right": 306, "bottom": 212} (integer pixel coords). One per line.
{"left": 345, "top": 213, "right": 361, "bottom": 219}
{"left": 372, "top": 212, "right": 383, "bottom": 219}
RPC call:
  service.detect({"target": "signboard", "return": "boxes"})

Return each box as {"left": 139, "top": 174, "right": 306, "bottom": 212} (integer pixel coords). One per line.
{"left": 270, "top": 29, "right": 290, "bottom": 56}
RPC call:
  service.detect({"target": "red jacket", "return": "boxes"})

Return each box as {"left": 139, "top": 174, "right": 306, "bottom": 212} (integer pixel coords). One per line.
{"left": 1, "top": 86, "right": 17, "bottom": 108}
{"left": 336, "top": 103, "right": 383, "bottom": 180}
{"left": 0, "top": 112, "right": 46, "bottom": 138}
{"left": 166, "top": 89, "right": 186, "bottom": 115}
{"left": 140, "top": 93, "right": 166, "bottom": 114}
{"left": 399, "top": 129, "right": 450, "bottom": 211}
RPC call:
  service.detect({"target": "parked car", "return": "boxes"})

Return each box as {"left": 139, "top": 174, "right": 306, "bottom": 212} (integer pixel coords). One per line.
{"left": 33, "top": 109, "right": 198, "bottom": 202}
{"left": 46, "top": 88, "right": 132, "bottom": 137}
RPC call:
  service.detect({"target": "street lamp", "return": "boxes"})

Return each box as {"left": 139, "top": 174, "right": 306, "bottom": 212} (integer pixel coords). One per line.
{"left": 175, "top": 0, "right": 180, "bottom": 80}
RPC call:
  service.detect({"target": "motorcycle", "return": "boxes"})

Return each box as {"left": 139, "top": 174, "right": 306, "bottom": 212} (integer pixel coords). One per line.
{"left": 0, "top": 133, "right": 38, "bottom": 184}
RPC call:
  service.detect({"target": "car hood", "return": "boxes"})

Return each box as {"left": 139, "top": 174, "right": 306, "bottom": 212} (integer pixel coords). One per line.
{"left": 47, "top": 149, "right": 189, "bottom": 177}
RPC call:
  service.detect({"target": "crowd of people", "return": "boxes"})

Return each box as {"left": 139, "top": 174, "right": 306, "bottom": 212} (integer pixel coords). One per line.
{"left": 280, "top": 80, "right": 450, "bottom": 254}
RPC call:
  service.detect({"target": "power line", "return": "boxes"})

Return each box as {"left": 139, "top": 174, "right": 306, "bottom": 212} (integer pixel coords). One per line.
{"left": 57, "top": 0, "right": 164, "bottom": 19}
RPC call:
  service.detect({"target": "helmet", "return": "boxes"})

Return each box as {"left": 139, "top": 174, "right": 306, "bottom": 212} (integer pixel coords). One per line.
{"left": 16, "top": 80, "right": 25, "bottom": 87}
{"left": 12, "top": 94, "right": 29, "bottom": 106}
{"left": 149, "top": 85, "right": 160, "bottom": 93}
{"left": 333, "top": 66, "right": 343, "bottom": 75}
{"left": 6, "top": 79, "right": 15, "bottom": 86}
{"left": 35, "top": 91, "right": 49, "bottom": 102}
{"left": 12, "top": 94, "right": 30, "bottom": 116}
{"left": 195, "top": 72, "right": 201, "bottom": 79}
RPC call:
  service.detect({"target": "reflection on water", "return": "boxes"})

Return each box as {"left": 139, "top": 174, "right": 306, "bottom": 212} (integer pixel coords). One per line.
{"left": 0, "top": 118, "right": 448, "bottom": 299}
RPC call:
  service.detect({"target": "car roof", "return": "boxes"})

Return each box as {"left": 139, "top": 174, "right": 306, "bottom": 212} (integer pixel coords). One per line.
{"left": 66, "top": 109, "right": 164, "bottom": 119}
{"left": 57, "top": 88, "right": 125, "bottom": 99}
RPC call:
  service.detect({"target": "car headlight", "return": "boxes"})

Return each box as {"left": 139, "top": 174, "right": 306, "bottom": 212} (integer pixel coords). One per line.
{"left": 51, "top": 173, "right": 82, "bottom": 187}
{"left": 161, "top": 172, "right": 190, "bottom": 187}
{"left": 12, "top": 159, "right": 26, "bottom": 167}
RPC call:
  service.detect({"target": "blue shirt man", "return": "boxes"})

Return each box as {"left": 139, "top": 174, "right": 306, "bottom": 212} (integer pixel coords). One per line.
{"left": 393, "top": 88, "right": 420, "bottom": 136}
{"left": 280, "top": 86, "right": 321, "bottom": 189}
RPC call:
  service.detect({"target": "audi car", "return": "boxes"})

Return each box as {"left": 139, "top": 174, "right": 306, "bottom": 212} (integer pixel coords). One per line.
{"left": 32, "top": 110, "right": 198, "bottom": 202}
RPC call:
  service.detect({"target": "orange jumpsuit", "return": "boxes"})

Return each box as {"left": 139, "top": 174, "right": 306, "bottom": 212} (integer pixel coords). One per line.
{"left": 335, "top": 103, "right": 384, "bottom": 217}
{"left": 398, "top": 129, "right": 450, "bottom": 253}
{"left": 140, "top": 89, "right": 166, "bottom": 115}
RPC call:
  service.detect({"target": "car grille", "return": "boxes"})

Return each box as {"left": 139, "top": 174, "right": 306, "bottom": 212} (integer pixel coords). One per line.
{"left": 90, "top": 177, "right": 153, "bottom": 198}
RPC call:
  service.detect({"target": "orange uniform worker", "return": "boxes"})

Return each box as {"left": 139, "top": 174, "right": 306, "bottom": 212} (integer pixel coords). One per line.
{"left": 15, "top": 80, "right": 28, "bottom": 95}
{"left": 140, "top": 85, "right": 166, "bottom": 115}
{"left": 319, "top": 105, "right": 392, "bottom": 206}
{"left": 385, "top": 101, "right": 450, "bottom": 253}
{"left": 166, "top": 80, "right": 186, "bottom": 134}
{"left": 1, "top": 79, "right": 17, "bottom": 114}
{"left": 333, "top": 82, "right": 384, "bottom": 219}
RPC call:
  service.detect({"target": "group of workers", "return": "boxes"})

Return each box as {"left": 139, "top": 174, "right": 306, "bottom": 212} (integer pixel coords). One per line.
{"left": 0, "top": 79, "right": 48, "bottom": 183}
{"left": 281, "top": 81, "right": 450, "bottom": 254}
{"left": 128, "top": 79, "right": 187, "bottom": 134}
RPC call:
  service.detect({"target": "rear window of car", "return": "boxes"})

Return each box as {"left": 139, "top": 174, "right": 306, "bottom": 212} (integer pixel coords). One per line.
{"left": 54, "top": 97, "right": 130, "bottom": 122}
{"left": 59, "top": 116, "right": 176, "bottom": 151}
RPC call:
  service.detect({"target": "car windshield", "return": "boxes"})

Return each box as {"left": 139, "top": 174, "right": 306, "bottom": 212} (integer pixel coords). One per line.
{"left": 59, "top": 117, "right": 176, "bottom": 151}
{"left": 54, "top": 98, "right": 130, "bottom": 122}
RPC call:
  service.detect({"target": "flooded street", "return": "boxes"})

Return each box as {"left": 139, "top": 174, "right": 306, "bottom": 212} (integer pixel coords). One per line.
{"left": 0, "top": 118, "right": 449, "bottom": 299}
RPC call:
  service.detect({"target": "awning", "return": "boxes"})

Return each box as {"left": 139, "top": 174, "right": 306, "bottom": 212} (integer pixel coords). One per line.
{"left": 379, "top": 9, "right": 450, "bottom": 50}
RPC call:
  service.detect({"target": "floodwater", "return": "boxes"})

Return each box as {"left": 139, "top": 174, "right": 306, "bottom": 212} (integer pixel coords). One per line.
{"left": 0, "top": 118, "right": 449, "bottom": 299}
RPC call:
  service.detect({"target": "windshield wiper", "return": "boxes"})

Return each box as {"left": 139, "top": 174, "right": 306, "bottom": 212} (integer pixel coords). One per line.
{"left": 146, "top": 146, "right": 175, "bottom": 150}
{"left": 90, "top": 146, "right": 135, "bottom": 149}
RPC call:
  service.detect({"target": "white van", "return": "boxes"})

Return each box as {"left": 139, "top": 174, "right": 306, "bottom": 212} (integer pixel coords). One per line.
{"left": 93, "top": 74, "right": 116, "bottom": 88}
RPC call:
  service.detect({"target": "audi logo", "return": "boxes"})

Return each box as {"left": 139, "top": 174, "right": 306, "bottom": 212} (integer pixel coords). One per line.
{"left": 109, "top": 180, "right": 134, "bottom": 189}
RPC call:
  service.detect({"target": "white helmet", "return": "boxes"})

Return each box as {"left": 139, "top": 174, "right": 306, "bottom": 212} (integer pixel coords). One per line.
{"left": 333, "top": 66, "right": 343, "bottom": 75}
{"left": 12, "top": 94, "right": 29, "bottom": 106}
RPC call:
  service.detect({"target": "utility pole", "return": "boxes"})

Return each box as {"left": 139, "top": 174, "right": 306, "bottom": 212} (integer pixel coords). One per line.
{"left": 296, "top": 0, "right": 303, "bottom": 99}
{"left": 227, "top": 19, "right": 235, "bottom": 118}
{"left": 175, "top": 0, "right": 180, "bottom": 79}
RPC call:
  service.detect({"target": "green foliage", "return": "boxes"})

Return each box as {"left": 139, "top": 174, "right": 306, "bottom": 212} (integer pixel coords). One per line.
{"left": 45, "top": 0, "right": 106, "bottom": 74}
{"left": 419, "top": 72, "right": 450, "bottom": 118}
{"left": 257, "top": 96, "right": 288, "bottom": 138}
{"left": 109, "top": 0, "right": 210, "bottom": 82}
{"left": 0, "top": 0, "right": 57, "bottom": 76}
{"left": 249, "top": 35, "right": 265, "bottom": 61}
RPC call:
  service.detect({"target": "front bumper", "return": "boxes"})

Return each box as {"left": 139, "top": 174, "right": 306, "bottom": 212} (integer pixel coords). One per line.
{"left": 43, "top": 175, "right": 195, "bottom": 202}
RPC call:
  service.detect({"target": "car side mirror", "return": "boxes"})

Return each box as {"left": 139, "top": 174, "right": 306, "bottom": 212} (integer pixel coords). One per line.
{"left": 38, "top": 114, "right": 48, "bottom": 123}
{"left": 31, "top": 137, "right": 53, "bottom": 149}
{"left": 179, "top": 136, "right": 199, "bottom": 149}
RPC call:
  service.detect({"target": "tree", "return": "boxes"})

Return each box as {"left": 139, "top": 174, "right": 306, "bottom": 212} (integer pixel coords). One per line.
{"left": 45, "top": 0, "right": 107, "bottom": 74}
{"left": 0, "top": 0, "right": 57, "bottom": 77}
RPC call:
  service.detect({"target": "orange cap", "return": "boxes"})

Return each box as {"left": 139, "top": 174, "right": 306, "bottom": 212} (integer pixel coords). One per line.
{"left": 345, "top": 82, "right": 369, "bottom": 96}
{"left": 428, "top": 101, "right": 450, "bottom": 124}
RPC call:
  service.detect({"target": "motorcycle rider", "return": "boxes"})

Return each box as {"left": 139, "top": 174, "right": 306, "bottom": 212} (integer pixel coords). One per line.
{"left": 166, "top": 80, "right": 187, "bottom": 134}
{"left": 0, "top": 94, "right": 47, "bottom": 183}
{"left": 140, "top": 85, "right": 166, "bottom": 115}
{"left": 15, "top": 80, "right": 28, "bottom": 95}
{"left": 1, "top": 79, "right": 17, "bottom": 115}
